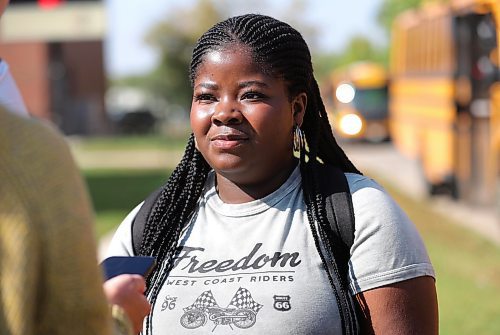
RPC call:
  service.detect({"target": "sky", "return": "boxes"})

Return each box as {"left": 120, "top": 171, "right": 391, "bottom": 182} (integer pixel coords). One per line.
{"left": 104, "top": 0, "right": 386, "bottom": 78}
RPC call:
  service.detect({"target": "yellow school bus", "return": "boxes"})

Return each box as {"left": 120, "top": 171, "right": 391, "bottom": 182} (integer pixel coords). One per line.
{"left": 389, "top": 0, "right": 499, "bottom": 206}
{"left": 323, "top": 61, "right": 390, "bottom": 142}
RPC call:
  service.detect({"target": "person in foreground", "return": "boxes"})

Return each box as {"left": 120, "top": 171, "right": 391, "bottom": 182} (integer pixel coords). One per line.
{"left": 107, "top": 14, "right": 438, "bottom": 334}
{"left": 0, "top": 107, "right": 150, "bottom": 335}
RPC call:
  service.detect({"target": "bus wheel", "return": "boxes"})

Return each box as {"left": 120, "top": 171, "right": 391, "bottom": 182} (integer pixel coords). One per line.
{"left": 447, "top": 176, "right": 459, "bottom": 200}
{"left": 427, "top": 177, "right": 458, "bottom": 199}
{"left": 427, "top": 182, "right": 441, "bottom": 196}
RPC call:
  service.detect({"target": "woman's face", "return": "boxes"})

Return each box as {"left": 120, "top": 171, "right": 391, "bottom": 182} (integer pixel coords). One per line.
{"left": 190, "top": 45, "right": 305, "bottom": 186}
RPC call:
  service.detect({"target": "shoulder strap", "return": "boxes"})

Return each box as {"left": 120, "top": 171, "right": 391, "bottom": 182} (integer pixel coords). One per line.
{"left": 317, "top": 164, "right": 360, "bottom": 335}
{"left": 322, "top": 165, "right": 355, "bottom": 261}
{"left": 131, "top": 187, "right": 163, "bottom": 255}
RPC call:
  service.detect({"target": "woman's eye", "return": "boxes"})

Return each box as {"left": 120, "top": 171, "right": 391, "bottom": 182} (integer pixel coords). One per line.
{"left": 242, "top": 92, "right": 266, "bottom": 100}
{"left": 194, "top": 94, "right": 216, "bottom": 103}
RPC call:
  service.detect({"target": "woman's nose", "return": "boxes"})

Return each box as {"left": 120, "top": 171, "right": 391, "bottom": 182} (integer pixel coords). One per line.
{"left": 212, "top": 100, "right": 243, "bottom": 125}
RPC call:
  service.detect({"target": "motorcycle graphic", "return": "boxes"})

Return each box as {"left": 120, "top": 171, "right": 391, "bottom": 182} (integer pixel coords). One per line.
{"left": 180, "top": 306, "right": 256, "bottom": 330}
{"left": 180, "top": 287, "right": 262, "bottom": 331}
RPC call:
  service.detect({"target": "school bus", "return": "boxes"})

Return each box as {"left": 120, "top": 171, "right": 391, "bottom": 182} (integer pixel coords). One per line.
{"left": 389, "top": 0, "right": 499, "bottom": 206}
{"left": 323, "top": 61, "right": 390, "bottom": 142}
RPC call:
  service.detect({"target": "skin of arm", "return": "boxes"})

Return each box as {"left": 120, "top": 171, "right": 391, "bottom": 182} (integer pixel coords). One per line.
{"left": 356, "top": 276, "right": 439, "bottom": 335}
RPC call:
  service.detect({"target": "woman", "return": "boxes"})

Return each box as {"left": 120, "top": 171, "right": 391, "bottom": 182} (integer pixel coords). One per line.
{"left": 107, "top": 14, "right": 438, "bottom": 334}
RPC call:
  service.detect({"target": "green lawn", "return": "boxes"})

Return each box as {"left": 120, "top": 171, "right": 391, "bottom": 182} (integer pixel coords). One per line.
{"left": 72, "top": 134, "right": 190, "bottom": 151}
{"left": 82, "top": 164, "right": 500, "bottom": 335}
{"left": 74, "top": 134, "right": 188, "bottom": 236}
{"left": 380, "top": 180, "right": 500, "bottom": 335}
{"left": 84, "top": 168, "right": 171, "bottom": 237}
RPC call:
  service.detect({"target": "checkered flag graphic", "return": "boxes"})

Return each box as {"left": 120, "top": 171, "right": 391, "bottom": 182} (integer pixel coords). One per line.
{"left": 228, "top": 287, "right": 263, "bottom": 313}
{"left": 184, "top": 290, "right": 219, "bottom": 311}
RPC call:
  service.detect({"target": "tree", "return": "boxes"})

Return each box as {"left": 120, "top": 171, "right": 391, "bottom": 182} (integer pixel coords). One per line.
{"left": 314, "top": 34, "right": 389, "bottom": 85}
{"left": 338, "top": 36, "right": 386, "bottom": 65}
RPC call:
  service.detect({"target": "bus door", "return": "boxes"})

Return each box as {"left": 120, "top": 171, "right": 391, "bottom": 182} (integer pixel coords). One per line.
{"left": 454, "top": 12, "right": 499, "bottom": 205}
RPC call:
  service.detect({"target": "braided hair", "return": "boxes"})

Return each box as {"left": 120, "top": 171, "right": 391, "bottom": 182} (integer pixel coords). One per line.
{"left": 139, "top": 14, "right": 362, "bottom": 334}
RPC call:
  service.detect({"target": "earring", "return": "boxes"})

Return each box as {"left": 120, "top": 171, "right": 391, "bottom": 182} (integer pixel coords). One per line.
{"left": 293, "top": 124, "right": 304, "bottom": 152}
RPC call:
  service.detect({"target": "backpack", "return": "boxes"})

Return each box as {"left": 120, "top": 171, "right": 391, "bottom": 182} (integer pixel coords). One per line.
{"left": 131, "top": 164, "right": 361, "bottom": 334}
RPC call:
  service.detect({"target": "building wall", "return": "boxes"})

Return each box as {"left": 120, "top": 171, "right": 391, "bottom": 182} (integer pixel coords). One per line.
{"left": 0, "top": 2, "right": 109, "bottom": 135}
{"left": 55, "top": 40, "right": 108, "bottom": 134}
{"left": 1, "top": 42, "right": 51, "bottom": 119}
{"left": 1, "top": 40, "right": 108, "bottom": 134}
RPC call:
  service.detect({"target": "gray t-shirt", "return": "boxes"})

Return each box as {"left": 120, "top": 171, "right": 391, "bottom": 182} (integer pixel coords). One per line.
{"left": 107, "top": 166, "right": 434, "bottom": 334}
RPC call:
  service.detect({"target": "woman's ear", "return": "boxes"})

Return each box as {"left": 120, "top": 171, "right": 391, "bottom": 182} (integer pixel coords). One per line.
{"left": 292, "top": 92, "right": 307, "bottom": 127}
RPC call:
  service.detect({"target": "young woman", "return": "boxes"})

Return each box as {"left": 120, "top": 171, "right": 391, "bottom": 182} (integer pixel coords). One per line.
{"left": 107, "top": 14, "right": 438, "bottom": 335}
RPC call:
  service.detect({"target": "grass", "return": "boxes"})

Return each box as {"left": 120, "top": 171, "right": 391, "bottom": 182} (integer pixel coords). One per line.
{"left": 84, "top": 168, "right": 171, "bottom": 237}
{"left": 378, "top": 176, "right": 500, "bottom": 335}
{"left": 71, "top": 134, "right": 190, "bottom": 151}
{"left": 76, "top": 134, "right": 187, "bottom": 236}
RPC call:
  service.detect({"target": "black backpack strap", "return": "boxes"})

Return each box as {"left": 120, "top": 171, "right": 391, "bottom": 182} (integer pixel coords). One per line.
{"left": 131, "top": 187, "right": 163, "bottom": 255}
{"left": 317, "top": 164, "right": 360, "bottom": 335}
{"left": 322, "top": 165, "right": 355, "bottom": 272}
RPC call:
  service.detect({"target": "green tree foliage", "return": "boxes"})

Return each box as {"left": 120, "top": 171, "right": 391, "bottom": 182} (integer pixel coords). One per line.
{"left": 314, "top": 35, "right": 388, "bottom": 84}
{"left": 337, "top": 36, "right": 388, "bottom": 66}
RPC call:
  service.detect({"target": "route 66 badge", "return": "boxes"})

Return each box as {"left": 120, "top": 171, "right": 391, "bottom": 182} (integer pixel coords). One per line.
{"left": 273, "top": 295, "right": 291, "bottom": 311}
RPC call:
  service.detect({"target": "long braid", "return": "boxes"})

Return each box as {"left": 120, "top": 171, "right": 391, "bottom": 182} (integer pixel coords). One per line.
{"left": 140, "top": 13, "right": 362, "bottom": 334}
{"left": 138, "top": 134, "right": 210, "bottom": 334}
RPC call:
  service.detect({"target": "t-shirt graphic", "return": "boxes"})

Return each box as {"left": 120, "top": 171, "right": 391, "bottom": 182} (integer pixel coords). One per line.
{"left": 180, "top": 288, "right": 263, "bottom": 331}
{"left": 158, "top": 240, "right": 310, "bottom": 334}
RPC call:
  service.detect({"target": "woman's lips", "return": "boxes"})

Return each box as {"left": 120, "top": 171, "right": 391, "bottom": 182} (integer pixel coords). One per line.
{"left": 211, "top": 133, "right": 248, "bottom": 149}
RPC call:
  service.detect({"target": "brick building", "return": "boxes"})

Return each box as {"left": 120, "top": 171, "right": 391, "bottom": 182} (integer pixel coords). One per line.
{"left": 0, "top": 0, "right": 109, "bottom": 135}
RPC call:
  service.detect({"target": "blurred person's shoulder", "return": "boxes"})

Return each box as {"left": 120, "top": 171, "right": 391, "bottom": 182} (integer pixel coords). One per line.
{"left": 0, "top": 107, "right": 69, "bottom": 155}
{"left": 0, "top": 107, "right": 76, "bottom": 186}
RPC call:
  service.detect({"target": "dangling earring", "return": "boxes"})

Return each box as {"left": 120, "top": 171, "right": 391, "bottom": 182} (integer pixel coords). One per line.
{"left": 194, "top": 136, "right": 199, "bottom": 150}
{"left": 293, "top": 124, "right": 304, "bottom": 152}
